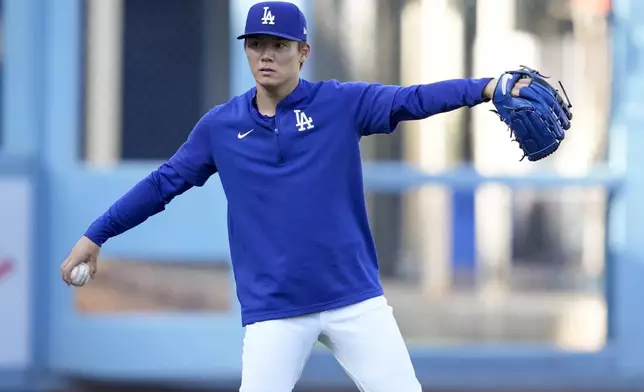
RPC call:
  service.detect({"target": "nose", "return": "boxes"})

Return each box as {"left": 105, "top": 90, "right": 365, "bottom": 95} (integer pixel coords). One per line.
{"left": 260, "top": 50, "right": 275, "bottom": 63}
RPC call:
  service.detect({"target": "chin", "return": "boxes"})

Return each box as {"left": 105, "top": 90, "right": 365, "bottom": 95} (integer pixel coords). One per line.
{"left": 255, "top": 76, "right": 283, "bottom": 89}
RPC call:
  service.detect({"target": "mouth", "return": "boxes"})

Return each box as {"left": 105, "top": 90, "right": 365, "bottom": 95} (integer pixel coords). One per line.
{"left": 259, "top": 67, "right": 276, "bottom": 73}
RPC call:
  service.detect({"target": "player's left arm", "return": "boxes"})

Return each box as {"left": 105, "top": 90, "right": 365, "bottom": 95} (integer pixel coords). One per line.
{"left": 350, "top": 78, "right": 497, "bottom": 136}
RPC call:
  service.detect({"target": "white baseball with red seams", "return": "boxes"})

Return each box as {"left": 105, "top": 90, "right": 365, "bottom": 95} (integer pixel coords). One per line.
{"left": 70, "top": 263, "right": 90, "bottom": 286}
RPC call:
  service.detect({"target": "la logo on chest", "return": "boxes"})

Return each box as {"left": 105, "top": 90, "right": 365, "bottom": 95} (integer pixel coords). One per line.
{"left": 294, "top": 109, "right": 314, "bottom": 132}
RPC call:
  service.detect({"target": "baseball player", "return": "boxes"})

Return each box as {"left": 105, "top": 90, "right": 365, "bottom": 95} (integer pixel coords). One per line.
{"left": 61, "top": 1, "right": 571, "bottom": 391}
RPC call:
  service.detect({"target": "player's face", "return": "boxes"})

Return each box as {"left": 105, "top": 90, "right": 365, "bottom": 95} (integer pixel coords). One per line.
{"left": 245, "top": 35, "right": 309, "bottom": 89}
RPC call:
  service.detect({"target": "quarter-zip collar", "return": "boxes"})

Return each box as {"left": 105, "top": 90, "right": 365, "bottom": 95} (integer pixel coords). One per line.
{"left": 246, "top": 78, "right": 310, "bottom": 127}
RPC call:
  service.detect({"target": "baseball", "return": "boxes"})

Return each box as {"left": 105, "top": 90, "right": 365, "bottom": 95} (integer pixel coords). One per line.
{"left": 70, "top": 263, "right": 90, "bottom": 287}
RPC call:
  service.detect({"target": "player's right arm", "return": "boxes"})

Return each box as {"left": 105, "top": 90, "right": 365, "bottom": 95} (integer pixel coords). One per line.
{"left": 60, "top": 110, "right": 218, "bottom": 285}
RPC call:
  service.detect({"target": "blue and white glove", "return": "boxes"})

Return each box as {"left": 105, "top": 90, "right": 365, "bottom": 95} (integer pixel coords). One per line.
{"left": 491, "top": 66, "right": 573, "bottom": 161}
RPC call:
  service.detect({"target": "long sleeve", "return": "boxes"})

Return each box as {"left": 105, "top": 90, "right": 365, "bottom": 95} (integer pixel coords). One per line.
{"left": 347, "top": 78, "right": 493, "bottom": 136}
{"left": 83, "top": 163, "right": 194, "bottom": 246}
{"left": 389, "top": 78, "right": 493, "bottom": 125}
{"left": 84, "top": 110, "right": 219, "bottom": 246}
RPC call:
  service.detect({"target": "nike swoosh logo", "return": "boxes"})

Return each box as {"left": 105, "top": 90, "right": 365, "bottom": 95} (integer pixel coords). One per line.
{"left": 238, "top": 129, "right": 254, "bottom": 139}
{"left": 501, "top": 74, "right": 512, "bottom": 95}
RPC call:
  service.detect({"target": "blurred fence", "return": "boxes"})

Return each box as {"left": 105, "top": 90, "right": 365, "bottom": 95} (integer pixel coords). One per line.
{"left": 3, "top": 0, "right": 644, "bottom": 391}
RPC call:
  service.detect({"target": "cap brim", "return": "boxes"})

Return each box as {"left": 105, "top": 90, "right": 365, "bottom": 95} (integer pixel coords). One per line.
{"left": 237, "top": 31, "right": 305, "bottom": 42}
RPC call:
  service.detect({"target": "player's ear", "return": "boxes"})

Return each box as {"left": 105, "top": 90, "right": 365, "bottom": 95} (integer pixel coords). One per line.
{"left": 299, "top": 42, "right": 311, "bottom": 63}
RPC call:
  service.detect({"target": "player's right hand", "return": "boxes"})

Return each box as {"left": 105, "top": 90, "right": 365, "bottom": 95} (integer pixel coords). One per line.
{"left": 60, "top": 235, "right": 100, "bottom": 285}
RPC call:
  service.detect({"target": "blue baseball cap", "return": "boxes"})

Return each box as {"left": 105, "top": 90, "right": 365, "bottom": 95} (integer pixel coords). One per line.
{"left": 237, "top": 1, "right": 308, "bottom": 42}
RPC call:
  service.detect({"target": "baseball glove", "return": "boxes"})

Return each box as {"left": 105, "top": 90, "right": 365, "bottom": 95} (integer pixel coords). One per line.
{"left": 491, "top": 66, "right": 573, "bottom": 162}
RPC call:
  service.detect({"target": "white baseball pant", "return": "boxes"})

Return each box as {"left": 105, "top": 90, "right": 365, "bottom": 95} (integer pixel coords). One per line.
{"left": 239, "top": 295, "right": 422, "bottom": 392}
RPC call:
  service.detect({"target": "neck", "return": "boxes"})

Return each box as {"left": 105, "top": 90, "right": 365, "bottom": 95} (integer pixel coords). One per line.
{"left": 255, "top": 77, "right": 300, "bottom": 116}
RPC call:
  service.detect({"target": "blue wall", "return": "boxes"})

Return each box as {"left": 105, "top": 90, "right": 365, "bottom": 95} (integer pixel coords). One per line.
{"left": 2, "top": 0, "right": 644, "bottom": 390}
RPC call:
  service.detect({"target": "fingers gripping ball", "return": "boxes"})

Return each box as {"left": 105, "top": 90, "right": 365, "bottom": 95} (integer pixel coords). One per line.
{"left": 491, "top": 66, "right": 573, "bottom": 162}
{"left": 70, "top": 263, "right": 90, "bottom": 287}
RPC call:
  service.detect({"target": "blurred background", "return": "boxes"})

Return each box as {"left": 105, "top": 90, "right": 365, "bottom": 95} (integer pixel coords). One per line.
{"left": 2, "top": 0, "right": 643, "bottom": 391}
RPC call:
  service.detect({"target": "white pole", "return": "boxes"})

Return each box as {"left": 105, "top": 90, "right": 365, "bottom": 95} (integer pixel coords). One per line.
{"left": 85, "top": 0, "right": 123, "bottom": 166}
{"left": 400, "top": 0, "right": 466, "bottom": 297}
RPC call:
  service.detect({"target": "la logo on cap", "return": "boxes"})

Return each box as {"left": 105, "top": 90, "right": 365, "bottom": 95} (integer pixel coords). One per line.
{"left": 261, "top": 6, "right": 275, "bottom": 25}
